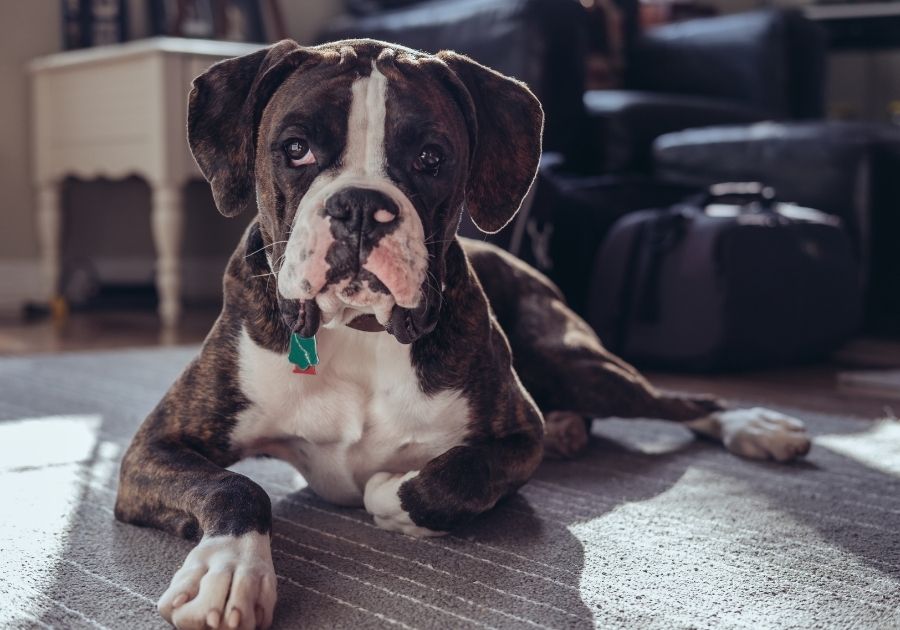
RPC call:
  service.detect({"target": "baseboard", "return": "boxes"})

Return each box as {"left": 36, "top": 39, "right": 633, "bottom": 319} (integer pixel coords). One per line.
{"left": 92, "top": 256, "right": 228, "bottom": 301}
{"left": 0, "top": 256, "right": 228, "bottom": 315}
{"left": 0, "top": 259, "right": 45, "bottom": 316}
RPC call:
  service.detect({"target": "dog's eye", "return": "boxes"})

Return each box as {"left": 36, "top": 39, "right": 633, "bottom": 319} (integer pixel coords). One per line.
{"left": 413, "top": 145, "right": 443, "bottom": 176}
{"left": 282, "top": 138, "right": 315, "bottom": 167}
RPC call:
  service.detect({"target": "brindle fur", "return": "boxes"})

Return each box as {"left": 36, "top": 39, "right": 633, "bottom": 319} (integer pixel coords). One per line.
{"left": 116, "top": 39, "right": 724, "bottom": 544}
{"left": 115, "top": 224, "right": 722, "bottom": 540}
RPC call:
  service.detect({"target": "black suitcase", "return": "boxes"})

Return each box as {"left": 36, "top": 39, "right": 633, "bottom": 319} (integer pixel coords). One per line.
{"left": 470, "top": 154, "right": 700, "bottom": 315}
{"left": 587, "top": 184, "right": 863, "bottom": 371}
{"left": 459, "top": 155, "right": 699, "bottom": 315}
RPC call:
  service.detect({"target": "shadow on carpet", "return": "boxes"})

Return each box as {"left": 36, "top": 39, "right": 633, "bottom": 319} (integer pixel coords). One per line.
{"left": 0, "top": 347, "right": 898, "bottom": 629}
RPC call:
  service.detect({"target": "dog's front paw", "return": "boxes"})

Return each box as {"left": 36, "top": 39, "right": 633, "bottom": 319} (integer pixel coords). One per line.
{"left": 363, "top": 472, "right": 447, "bottom": 537}
{"left": 159, "top": 532, "right": 277, "bottom": 630}
{"left": 717, "top": 407, "right": 812, "bottom": 462}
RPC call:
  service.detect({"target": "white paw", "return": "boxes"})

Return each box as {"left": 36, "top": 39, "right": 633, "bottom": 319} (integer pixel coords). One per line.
{"left": 158, "top": 532, "right": 277, "bottom": 630}
{"left": 716, "top": 407, "right": 812, "bottom": 462}
{"left": 363, "top": 471, "right": 447, "bottom": 538}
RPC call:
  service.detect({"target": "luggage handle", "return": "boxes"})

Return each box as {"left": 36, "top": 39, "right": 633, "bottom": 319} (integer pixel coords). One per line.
{"left": 697, "top": 182, "right": 777, "bottom": 213}
{"left": 699, "top": 183, "right": 843, "bottom": 227}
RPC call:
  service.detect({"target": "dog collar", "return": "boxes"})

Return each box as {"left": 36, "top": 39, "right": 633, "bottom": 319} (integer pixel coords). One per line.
{"left": 346, "top": 314, "right": 384, "bottom": 333}
{"left": 289, "top": 333, "right": 319, "bottom": 375}
{"left": 289, "top": 316, "right": 385, "bottom": 375}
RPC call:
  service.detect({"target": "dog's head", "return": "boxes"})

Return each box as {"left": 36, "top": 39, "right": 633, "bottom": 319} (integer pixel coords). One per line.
{"left": 188, "top": 39, "right": 543, "bottom": 343}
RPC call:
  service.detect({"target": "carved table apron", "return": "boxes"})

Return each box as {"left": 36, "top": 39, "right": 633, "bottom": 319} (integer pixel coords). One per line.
{"left": 30, "top": 37, "right": 262, "bottom": 327}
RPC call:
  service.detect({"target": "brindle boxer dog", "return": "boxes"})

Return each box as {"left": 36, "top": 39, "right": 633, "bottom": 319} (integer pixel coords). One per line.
{"left": 116, "top": 39, "right": 812, "bottom": 629}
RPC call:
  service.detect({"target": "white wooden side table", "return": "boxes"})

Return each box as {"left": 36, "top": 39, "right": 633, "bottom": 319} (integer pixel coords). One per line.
{"left": 30, "top": 37, "right": 262, "bottom": 327}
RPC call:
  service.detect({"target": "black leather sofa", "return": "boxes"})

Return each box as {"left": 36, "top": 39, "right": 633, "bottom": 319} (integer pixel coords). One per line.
{"left": 587, "top": 7, "right": 826, "bottom": 174}
{"left": 320, "top": 1, "right": 826, "bottom": 175}
{"left": 319, "top": 1, "right": 899, "bottom": 336}
{"left": 320, "top": 4, "right": 826, "bottom": 215}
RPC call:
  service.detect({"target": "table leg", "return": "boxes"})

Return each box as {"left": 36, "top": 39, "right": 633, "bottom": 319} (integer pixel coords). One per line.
{"left": 151, "top": 182, "right": 184, "bottom": 329}
{"left": 36, "top": 181, "right": 62, "bottom": 303}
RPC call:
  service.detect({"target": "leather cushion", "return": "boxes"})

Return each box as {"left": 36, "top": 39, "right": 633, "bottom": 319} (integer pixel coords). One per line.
{"left": 584, "top": 90, "right": 763, "bottom": 173}
{"left": 626, "top": 9, "right": 825, "bottom": 119}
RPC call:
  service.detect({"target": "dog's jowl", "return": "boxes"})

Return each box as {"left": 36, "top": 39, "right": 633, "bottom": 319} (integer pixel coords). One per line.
{"left": 115, "top": 39, "right": 812, "bottom": 629}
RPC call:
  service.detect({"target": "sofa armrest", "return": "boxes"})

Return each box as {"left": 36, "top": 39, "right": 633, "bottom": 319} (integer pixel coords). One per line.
{"left": 625, "top": 9, "right": 826, "bottom": 119}
{"left": 583, "top": 90, "right": 764, "bottom": 174}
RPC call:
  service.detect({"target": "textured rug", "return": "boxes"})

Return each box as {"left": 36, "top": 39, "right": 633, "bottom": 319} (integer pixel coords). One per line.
{"left": 1, "top": 347, "right": 898, "bottom": 629}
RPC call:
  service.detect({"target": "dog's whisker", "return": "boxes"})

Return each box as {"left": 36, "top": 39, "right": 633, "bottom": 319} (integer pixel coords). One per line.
{"left": 245, "top": 240, "right": 288, "bottom": 259}
{"left": 425, "top": 269, "right": 443, "bottom": 311}
{"left": 425, "top": 230, "right": 455, "bottom": 245}
{"left": 423, "top": 237, "right": 457, "bottom": 247}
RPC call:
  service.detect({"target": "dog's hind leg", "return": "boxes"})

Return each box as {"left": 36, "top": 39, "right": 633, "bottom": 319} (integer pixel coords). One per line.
{"left": 466, "top": 240, "right": 810, "bottom": 462}
{"left": 519, "top": 321, "right": 727, "bottom": 459}
{"left": 514, "top": 294, "right": 809, "bottom": 462}
{"left": 466, "top": 240, "right": 723, "bottom": 420}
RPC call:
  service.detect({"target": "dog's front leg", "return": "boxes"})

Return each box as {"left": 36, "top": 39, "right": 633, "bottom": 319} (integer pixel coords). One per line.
{"left": 363, "top": 433, "right": 543, "bottom": 536}
{"left": 116, "top": 437, "right": 276, "bottom": 629}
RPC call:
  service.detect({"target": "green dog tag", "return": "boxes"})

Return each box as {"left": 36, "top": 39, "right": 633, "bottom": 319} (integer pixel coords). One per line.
{"left": 289, "top": 333, "right": 319, "bottom": 374}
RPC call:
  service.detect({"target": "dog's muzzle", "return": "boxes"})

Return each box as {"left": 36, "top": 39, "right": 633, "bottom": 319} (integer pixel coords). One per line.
{"left": 277, "top": 177, "right": 432, "bottom": 341}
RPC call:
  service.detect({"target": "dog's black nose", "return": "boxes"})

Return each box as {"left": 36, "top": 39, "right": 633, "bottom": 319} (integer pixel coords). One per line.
{"left": 324, "top": 188, "right": 399, "bottom": 229}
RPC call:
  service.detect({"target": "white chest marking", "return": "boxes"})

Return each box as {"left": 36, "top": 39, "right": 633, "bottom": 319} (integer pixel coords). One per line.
{"left": 231, "top": 326, "right": 471, "bottom": 505}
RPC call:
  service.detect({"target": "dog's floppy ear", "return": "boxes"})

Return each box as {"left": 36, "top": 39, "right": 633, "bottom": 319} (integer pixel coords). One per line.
{"left": 188, "top": 40, "right": 309, "bottom": 217}
{"left": 437, "top": 51, "right": 544, "bottom": 234}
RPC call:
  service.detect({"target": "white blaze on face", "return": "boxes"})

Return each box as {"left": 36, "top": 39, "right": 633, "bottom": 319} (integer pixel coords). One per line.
{"left": 346, "top": 59, "right": 388, "bottom": 176}
{"left": 277, "top": 60, "right": 429, "bottom": 328}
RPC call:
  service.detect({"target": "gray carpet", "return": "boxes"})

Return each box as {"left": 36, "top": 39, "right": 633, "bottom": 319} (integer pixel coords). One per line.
{"left": 1, "top": 347, "right": 898, "bottom": 630}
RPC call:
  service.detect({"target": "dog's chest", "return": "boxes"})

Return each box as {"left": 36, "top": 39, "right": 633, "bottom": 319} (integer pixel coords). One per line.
{"left": 231, "top": 326, "right": 471, "bottom": 505}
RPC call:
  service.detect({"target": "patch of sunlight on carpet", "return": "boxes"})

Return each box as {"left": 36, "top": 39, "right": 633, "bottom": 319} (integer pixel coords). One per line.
{"left": 817, "top": 420, "right": 900, "bottom": 477}
{"left": 0, "top": 415, "right": 101, "bottom": 626}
